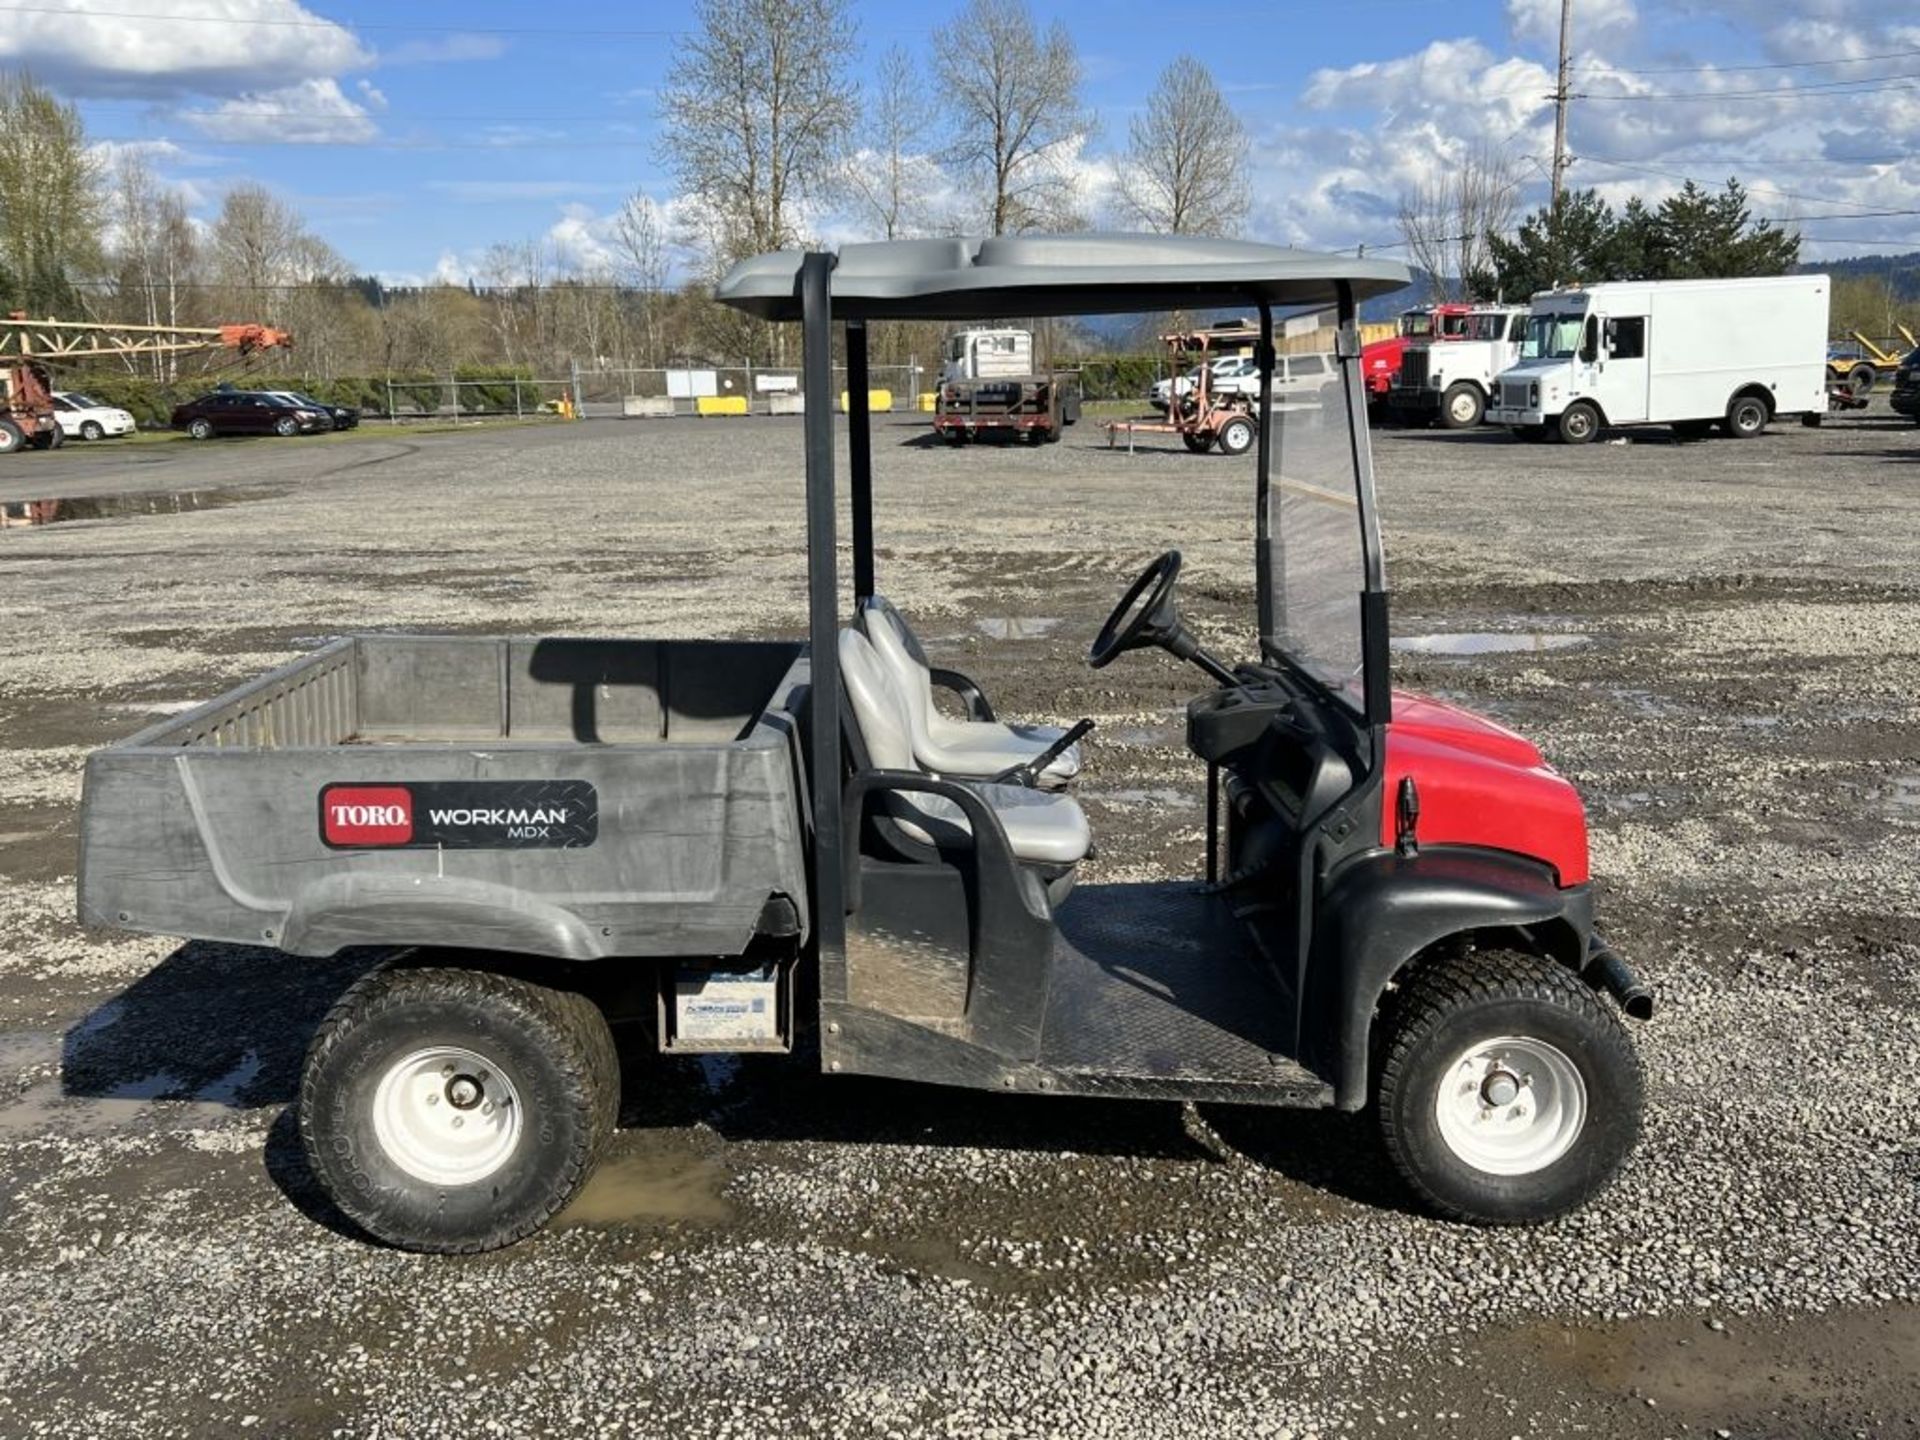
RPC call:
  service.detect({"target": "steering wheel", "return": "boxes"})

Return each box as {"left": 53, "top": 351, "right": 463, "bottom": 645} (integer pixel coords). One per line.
{"left": 1089, "top": 551, "right": 1182, "bottom": 669}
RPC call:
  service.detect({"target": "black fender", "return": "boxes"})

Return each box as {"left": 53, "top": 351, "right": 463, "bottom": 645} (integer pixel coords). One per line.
{"left": 1303, "top": 846, "right": 1593, "bottom": 1110}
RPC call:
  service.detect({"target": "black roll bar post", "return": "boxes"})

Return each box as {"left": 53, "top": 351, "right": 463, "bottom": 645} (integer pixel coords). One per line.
{"left": 1337, "top": 279, "right": 1393, "bottom": 729}
{"left": 800, "top": 253, "right": 848, "bottom": 997}
{"left": 847, "top": 318, "right": 875, "bottom": 603}
{"left": 1255, "top": 301, "right": 1276, "bottom": 647}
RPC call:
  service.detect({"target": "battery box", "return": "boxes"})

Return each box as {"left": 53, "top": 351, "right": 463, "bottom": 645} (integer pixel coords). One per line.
{"left": 661, "top": 962, "right": 791, "bottom": 1052}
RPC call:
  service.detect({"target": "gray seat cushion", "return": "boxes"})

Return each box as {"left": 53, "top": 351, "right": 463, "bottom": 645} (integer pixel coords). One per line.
{"left": 859, "top": 595, "right": 1082, "bottom": 784}
{"left": 840, "top": 629, "right": 1089, "bottom": 867}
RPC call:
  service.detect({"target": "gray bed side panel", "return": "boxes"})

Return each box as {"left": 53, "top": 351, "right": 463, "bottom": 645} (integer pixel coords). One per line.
{"left": 81, "top": 728, "right": 810, "bottom": 962}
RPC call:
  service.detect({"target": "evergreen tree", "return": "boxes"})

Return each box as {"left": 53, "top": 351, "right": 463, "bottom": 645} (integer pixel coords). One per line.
{"left": 1484, "top": 189, "right": 1621, "bottom": 298}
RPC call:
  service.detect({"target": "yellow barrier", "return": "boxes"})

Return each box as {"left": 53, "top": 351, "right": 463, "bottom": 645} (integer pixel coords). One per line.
{"left": 697, "top": 395, "right": 749, "bottom": 417}
{"left": 916, "top": 392, "right": 937, "bottom": 412}
{"left": 840, "top": 389, "right": 894, "bottom": 414}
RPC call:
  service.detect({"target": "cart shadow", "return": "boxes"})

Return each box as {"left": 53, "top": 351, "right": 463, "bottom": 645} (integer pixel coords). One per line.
{"left": 616, "top": 1046, "right": 1418, "bottom": 1215}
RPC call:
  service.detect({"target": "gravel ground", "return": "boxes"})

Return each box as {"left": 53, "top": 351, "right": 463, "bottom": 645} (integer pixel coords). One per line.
{"left": 2, "top": 406, "right": 1918, "bottom": 1438}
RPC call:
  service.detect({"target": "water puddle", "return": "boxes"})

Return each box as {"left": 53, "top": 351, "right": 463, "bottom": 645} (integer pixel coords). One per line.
{"left": 559, "top": 1148, "right": 733, "bottom": 1228}
{"left": 0, "top": 487, "right": 280, "bottom": 532}
{"left": 1393, "top": 631, "right": 1589, "bottom": 656}
{"left": 974, "top": 617, "right": 1062, "bottom": 640}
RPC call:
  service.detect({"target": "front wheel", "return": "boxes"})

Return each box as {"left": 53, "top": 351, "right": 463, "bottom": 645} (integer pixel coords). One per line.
{"left": 79, "top": 421, "right": 105, "bottom": 441}
{"left": 1556, "top": 402, "right": 1600, "bottom": 445}
{"left": 274, "top": 416, "right": 300, "bottom": 437}
{"left": 299, "top": 965, "right": 619, "bottom": 1252}
{"left": 1216, "top": 415, "right": 1256, "bottom": 456}
{"left": 1375, "top": 949, "right": 1643, "bottom": 1225}
{"left": 188, "top": 418, "right": 215, "bottom": 440}
{"left": 1439, "top": 383, "right": 1484, "bottom": 430}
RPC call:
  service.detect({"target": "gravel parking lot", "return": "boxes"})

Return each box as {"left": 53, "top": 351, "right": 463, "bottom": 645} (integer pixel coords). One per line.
{"left": 3, "top": 407, "right": 1918, "bottom": 1438}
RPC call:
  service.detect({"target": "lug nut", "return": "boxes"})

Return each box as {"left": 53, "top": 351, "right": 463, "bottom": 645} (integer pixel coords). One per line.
{"left": 451, "top": 1116, "right": 464, "bottom": 1129}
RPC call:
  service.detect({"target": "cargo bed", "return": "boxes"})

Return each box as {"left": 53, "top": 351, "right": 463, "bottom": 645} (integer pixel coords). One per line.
{"left": 79, "top": 635, "right": 813, "bottom": 959}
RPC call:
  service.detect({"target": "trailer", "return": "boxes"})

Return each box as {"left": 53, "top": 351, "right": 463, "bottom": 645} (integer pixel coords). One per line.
{"left": 1488, "top": 275, "right": 1830, "bottom": 443}
{"left": 1106, "top": 323, "right": 1290, "bottom": 456}
{"left": 81, "top": 235, "right": 1651, "bottom": 1253}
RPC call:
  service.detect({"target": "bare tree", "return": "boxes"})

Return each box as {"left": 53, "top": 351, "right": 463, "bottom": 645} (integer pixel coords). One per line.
{"left": 933, "top": 0, "right": 1093, "bottom": 235}
{"left": 658, "top": 0, "right": 858, "bottom": 269}
{"left": 842, "top": 45, "right": 936, "bottom": 239}
{"left": 1396, "top": 144, "right": 1521, "bottom": 301}
{"left": 613, "top": 189, "right": 670, "bottom": 362}
{"left": 1113, "top": 56, "right": 1248, "bottom": 236}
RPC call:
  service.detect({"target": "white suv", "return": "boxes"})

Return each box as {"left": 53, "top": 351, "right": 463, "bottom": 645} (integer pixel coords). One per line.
{"left": 52, "top": 392, "right": 137, "bottom": 441}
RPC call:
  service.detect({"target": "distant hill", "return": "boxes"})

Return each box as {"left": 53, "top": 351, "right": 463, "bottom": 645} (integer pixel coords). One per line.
{"left": 1803, "top": 251, "right": 1920, "bottom": 302}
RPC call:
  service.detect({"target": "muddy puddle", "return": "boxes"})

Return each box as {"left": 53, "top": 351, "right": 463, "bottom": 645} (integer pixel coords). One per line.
{"left": 0, "top": 487, "right": 282, "bottom": 532}
{"left": 1393, "top": 630, "right": 1590, "bottom": 655}
{"left": 558, "top": 1142, "right": 733, "bottom": 1229}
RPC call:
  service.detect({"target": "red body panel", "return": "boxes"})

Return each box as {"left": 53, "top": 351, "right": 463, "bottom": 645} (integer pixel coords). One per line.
{"left": 1382, "top": 691, "right": 1590, "bottom": 887}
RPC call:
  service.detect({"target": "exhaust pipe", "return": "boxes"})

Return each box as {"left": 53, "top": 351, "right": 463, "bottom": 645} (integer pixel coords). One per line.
{"left": 1585, "top": 938, "right": 1654, "bottom": 1020}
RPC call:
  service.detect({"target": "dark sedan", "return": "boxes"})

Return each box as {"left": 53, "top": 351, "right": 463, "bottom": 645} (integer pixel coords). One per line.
{"left": 270, "top": 390, "right": 359, "bottom": 430}
{"left": 171, "top": 390, "right": 328, "bottom": 439}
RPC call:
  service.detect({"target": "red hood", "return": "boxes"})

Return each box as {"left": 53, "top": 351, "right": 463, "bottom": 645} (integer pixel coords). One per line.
{"left": 1383, "top": 689, "right": 1588, "bottom": 886}
{"left": 1390, "top": 691, "right": 1546, "bottom": 769}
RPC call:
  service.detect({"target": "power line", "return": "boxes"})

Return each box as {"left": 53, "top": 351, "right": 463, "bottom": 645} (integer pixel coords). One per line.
{"left": 1576, "top": 73, "right": 1920, "bottom": 101}
{"left": 1575, "top": 44, "right": 1920, "bottom": 77}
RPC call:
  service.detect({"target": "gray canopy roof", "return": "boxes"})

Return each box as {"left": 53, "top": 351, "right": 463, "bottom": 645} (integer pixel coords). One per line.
{"left": 713, "top": 234, "right": 1410, "bottom": 321}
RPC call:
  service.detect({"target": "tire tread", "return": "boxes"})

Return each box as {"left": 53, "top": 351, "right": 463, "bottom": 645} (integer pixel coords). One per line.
{"left": 1376, "top": 948, "right": 1643, "bottom": 1225}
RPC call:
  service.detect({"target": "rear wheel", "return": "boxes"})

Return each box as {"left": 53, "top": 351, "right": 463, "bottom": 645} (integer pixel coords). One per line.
{"left": 1848, "top": 363, "right": 1875, "bottom": 397}
{"left": 29, "top": 424, "right": 62, "bottom": 450}
{"left": 1556, "top": 402, "right": 1600, "bottom": 445}
{"left": 188, "top": 418, "right": 215, "bottom": 441}
{"left": 1438, "top": 382, "right": 1484, "bottom": 430}
{"left": 299, "top": 965, "right": 619, "bottom": 1253}
{"left": 1376, "top": 949, "right": 1643, "bottom": 1225}
{"left": 0, "top": 418, "right": 22, "bottom": 453}
{"left": 1181, "top": 430, "right": 1212, "bottom": 453}
{"left": 79, "top": 420, "right": 105, "bottom": 441}
{"left": 1723, "top": 394, "right": 1769, "bottom": 439}
{"left": 1216, "top": 415, "right": 1256, "bottom": 456}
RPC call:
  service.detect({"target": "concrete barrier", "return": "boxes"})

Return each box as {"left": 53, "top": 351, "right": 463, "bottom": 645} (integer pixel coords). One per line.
{"left": 769, "top": 394, "right": 806, "bottom": 416}
{"left": 622, "top": 395, "right": 675, "bottom": 418}
{"left": 916, "top": 392, "right": 937, "bottom": 412}
{"left": 696, "top": 395, "right": 750, "bottom": 417}
{"left": 840, "top": 389, "right": 895, "bottom": 414}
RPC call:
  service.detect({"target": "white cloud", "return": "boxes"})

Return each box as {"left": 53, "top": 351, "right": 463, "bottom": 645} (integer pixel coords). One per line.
{"left": 181, "top": 78, "right": 377, "bottom": 145}
{"left": 381, "top": 33, "right": 509, "bottom": 66}
{"left": 1508, "top": 0, "right": 1638, "bottom": 48}
{"left": 0, "top": 0, "right": 368, "bottom": 100}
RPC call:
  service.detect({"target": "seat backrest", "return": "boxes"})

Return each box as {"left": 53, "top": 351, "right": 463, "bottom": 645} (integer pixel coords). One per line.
{"left": 858, "top": 596, "right": 941, "bottom": 749}
{"left": 858, "top": 594, "right": 931, "bottom": 668}
{"left": 837, "top": 628, "right": 917, "bottom": 771}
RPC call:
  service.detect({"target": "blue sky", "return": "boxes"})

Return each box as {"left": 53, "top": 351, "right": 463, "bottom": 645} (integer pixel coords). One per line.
{"left": 9, "top": 0, "right": 1918, "bottom": 279}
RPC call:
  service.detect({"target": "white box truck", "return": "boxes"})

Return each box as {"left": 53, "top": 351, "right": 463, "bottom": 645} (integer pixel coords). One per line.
{"left": 1487, "top": 275, "right": 1829, "bottom": 444}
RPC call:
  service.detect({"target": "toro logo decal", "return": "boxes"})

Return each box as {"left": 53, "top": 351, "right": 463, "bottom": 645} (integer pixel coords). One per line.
{"left": 320, "top": 780, "right": 597, "bottom": 850}
{"left": 322, "top": 785, "right": 414, "bottom": 846}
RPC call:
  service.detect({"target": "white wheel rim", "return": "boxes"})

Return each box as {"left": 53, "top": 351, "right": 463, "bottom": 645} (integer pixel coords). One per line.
{"left": 371, "top": 1045, "right": 524, "bottom": 1186}
{"left": 1450, "top": 392, "right": 1475, "bottom": 423}
{"left": 1434, "top": 1035, "right": 1587, "bottom": 1176}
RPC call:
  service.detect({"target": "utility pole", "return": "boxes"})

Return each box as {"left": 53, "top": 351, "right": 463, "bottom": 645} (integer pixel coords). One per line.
{"left": 1550, "top": 0, "right": 1573, "bottom": 213}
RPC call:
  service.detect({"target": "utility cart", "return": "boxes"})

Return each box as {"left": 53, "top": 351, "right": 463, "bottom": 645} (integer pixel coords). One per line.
{"left": 80, "top": 235, "right": 1651, "bottom": 1253}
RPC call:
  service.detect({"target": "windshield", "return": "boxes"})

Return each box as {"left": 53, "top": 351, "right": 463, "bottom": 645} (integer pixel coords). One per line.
{"left": 62, "top": 393, "right": 102, "bottom": 408}
{"left": 1522, "top": 312, "right": 1586, "bottom": 360}
{"left": 1266, "top": 354, "right": 1371, "bottom": 710}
